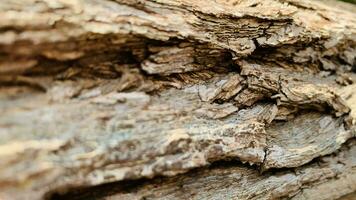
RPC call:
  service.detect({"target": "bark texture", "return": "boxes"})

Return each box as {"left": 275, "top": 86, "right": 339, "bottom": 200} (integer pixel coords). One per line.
{"left": 0, "top": 0, "right": 355, "bottom": 199}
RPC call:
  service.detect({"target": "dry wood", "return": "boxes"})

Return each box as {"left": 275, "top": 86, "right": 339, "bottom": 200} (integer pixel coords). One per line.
{"left": 0, "top": 0, "right": 355, "bottom": 199}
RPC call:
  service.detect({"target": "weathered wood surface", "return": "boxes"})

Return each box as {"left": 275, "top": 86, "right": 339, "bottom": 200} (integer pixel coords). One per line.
{"left": 339, "top": 192, "right": 356, "bottom": 200}
{"left": 0, "top": 0, "right": 355, "bottom": 199}
{"left": 50, "top": 139, "right": 356, "bottom": 200}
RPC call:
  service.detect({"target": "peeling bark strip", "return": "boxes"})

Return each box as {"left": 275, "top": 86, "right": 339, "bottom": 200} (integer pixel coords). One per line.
{"left": 0, "top": 0, "right": 355, "bottom": 200}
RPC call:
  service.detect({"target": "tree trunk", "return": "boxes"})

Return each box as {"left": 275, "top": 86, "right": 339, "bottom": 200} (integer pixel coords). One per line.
{"left": 0, "top": 0, "right": 355, "bottom": 199}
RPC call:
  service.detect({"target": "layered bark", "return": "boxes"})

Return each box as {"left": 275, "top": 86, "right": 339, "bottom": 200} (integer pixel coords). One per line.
{"left": 0, "top": 0, "right": 355, "bottom": 199}
{"left": 49, "top": 139, "right": 356, "bottom": 200}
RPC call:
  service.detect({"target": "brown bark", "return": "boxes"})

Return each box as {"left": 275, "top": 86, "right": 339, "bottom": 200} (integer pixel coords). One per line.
{"left": 0, "top": 0, "right": 355, "bottom": 199}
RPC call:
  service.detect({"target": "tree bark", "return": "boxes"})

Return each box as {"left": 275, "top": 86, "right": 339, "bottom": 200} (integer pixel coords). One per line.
{"left": 0, "top": 0, "right": 355, "bottom": 199}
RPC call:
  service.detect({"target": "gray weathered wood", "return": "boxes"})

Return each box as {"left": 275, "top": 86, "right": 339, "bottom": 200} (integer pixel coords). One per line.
{"left": 0, "top": 0, "right": 355, "bottom": 199}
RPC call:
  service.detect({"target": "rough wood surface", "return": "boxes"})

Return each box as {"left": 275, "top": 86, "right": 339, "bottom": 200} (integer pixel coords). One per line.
{"left": 0, "top": 0, "right": 355, "bottom": 200}
{"left": 49, "top": 139, "right": 356, "bottom": 200}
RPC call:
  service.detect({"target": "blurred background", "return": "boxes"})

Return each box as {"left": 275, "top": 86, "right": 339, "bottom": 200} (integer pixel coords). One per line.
{"left": 339, "top": 0, "right": 356, "bottom": 3}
